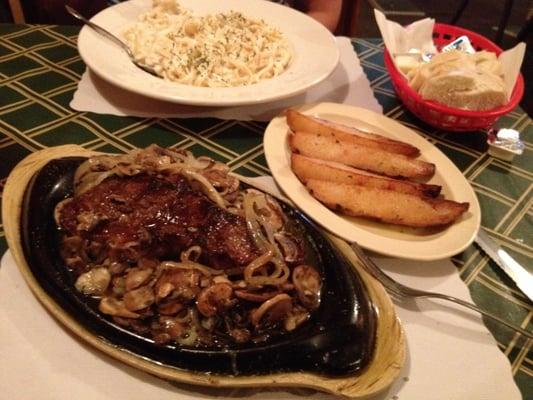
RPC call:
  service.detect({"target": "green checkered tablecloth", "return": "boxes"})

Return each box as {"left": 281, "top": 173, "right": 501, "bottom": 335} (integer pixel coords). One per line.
{"left": 0, "top": 24, "right": 531, "bottom": 396}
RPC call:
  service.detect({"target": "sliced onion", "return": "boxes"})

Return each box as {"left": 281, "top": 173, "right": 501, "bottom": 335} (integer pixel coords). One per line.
{"left": 243, "top": 191, "right": 271, "bottom": 252}
{"left": 54, "top": 198, "right": 72, "bottom": 226}
{"left": 180, "top": 245, "right": 202, "bottom": 262}
{"left": 243, "top": 250, "right": 289, "bottom": 287}
{"left": 160, "top": 260, "right": 223, "bottom": 277}
{"left": 243, "top": 191, "right": 291, "bottom": 286}
{"left": 76, "top": 170, "right": 115, "bottom": 195}
{"left": 274, "top": 232, "right": 300, "bottom": 263}
{"left": 180, "top": 169, "right": 226, "bottom": 209}
{"left": 72, "top": 145, "right": 241, "bottom": 213}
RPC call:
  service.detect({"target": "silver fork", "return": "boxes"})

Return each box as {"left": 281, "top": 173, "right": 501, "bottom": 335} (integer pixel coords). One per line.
{"left": 65, "top": 5, "right": 158, "bottom": 76}
{"left": 350, "top": 242, "right": 533, "bottom": 339}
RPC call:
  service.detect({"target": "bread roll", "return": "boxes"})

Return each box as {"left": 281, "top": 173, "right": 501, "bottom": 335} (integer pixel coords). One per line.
{"left": 407, "top": 50, "right": 506, "bottom": 111}
{"left": 473, "top": 51, "right": 503, "bottom": 75}
{"left": 419, "top": 70, "right": 506, "bottom": 111}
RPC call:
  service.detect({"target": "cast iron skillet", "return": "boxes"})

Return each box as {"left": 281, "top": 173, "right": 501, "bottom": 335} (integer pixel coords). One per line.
{"left": 20, "top": 157, "right": 376, "bottom": 377}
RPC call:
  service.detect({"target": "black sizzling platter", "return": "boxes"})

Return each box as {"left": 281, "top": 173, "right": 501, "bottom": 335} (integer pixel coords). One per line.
{"left": 21, "top": 157, "right": 376, "bottom": 377}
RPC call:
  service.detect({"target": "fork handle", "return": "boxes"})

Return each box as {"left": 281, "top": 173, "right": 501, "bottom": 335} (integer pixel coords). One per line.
{"left": 65, "top": 5, "right": 133, "bottom": 58}
{"left": 350, "top": 243, "right": 533, "bottom": 339}
{"left": 415, "top": 292, "right": 533, "bottom": 339}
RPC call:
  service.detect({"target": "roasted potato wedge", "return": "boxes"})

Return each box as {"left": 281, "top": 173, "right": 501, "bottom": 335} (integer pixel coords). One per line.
{"left": 305, "top": 179, "right": 469, "bottom": 227}
{"left": 286, "top": 109, "right": 420, "bottom": 157}
{"left": 291, "top": 154, "right": 441, "bottom": 198}
{"left": 289, "top": 130, "right": 435, "bottom": 179}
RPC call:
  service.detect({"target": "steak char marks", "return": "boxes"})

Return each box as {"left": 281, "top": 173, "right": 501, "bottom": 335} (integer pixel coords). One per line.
{"left": 58, "top": 174, "right": 258, "bottom": 269}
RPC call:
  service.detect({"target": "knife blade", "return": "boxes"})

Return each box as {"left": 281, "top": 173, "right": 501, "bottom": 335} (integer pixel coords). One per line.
{"left": 475, "top": 228, "right": 533, "bottom": 302}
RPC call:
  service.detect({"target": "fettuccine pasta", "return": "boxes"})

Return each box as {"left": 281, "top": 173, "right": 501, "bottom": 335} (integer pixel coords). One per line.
{"left": 123, "top": 0, "right": 292, "bottom": 87}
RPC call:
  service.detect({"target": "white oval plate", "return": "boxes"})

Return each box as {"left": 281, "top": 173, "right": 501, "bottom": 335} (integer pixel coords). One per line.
{"left": 77, "top": 0, "right": 339, "bottom": 106}
{"left": 264, "top": 103, "right": 481, "bottom": 261}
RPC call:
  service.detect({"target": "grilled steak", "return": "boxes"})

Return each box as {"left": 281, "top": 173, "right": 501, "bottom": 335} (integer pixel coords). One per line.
{"left": 57, "top": 174, "right": 258, "bottom": 269}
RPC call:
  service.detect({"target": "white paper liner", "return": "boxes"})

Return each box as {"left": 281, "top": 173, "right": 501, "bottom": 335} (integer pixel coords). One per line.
{"left": 499, "top": 42, "right": 526, "bottom": 100}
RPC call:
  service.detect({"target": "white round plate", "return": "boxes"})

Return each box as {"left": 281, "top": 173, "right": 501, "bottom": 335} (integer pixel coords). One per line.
{"left": 77, "top": 0, "right": 339, "bottom": 106}
{"left": 264, "top": 103, "right": 481, "bottom": 261}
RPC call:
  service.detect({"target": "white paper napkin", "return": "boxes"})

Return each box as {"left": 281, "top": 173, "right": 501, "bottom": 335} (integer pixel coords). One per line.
{"left": 69, "top": 37, "right": 382, "bottom": 121}
{"left": 374, "top": 9, "right": 436, "bottom": 57}
{"left": 0, "top": 176, "right": 522, "bottom": 400}
{"left": 499, "top": 42, "right": 526, "bottom": 100}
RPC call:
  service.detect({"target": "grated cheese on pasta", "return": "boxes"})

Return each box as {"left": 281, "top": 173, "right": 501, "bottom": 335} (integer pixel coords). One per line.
{"left": 123, "top": 0, "right": 292, "bottom": 87}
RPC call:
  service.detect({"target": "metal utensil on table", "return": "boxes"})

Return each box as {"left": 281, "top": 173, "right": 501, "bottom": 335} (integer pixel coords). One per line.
{"left": 475, "top": 228, "right": 533, "bottom": 302}
{"left": 350, "top": 242, "right": 533, "bottom": 339}
{"left": 65, "top": 5, "right": 158, "bottom": 76}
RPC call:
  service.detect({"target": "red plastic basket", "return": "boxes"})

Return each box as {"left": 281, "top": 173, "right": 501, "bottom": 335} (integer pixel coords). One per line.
{"left": 383, "top": 23, "right": 524, "bottom": 132}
